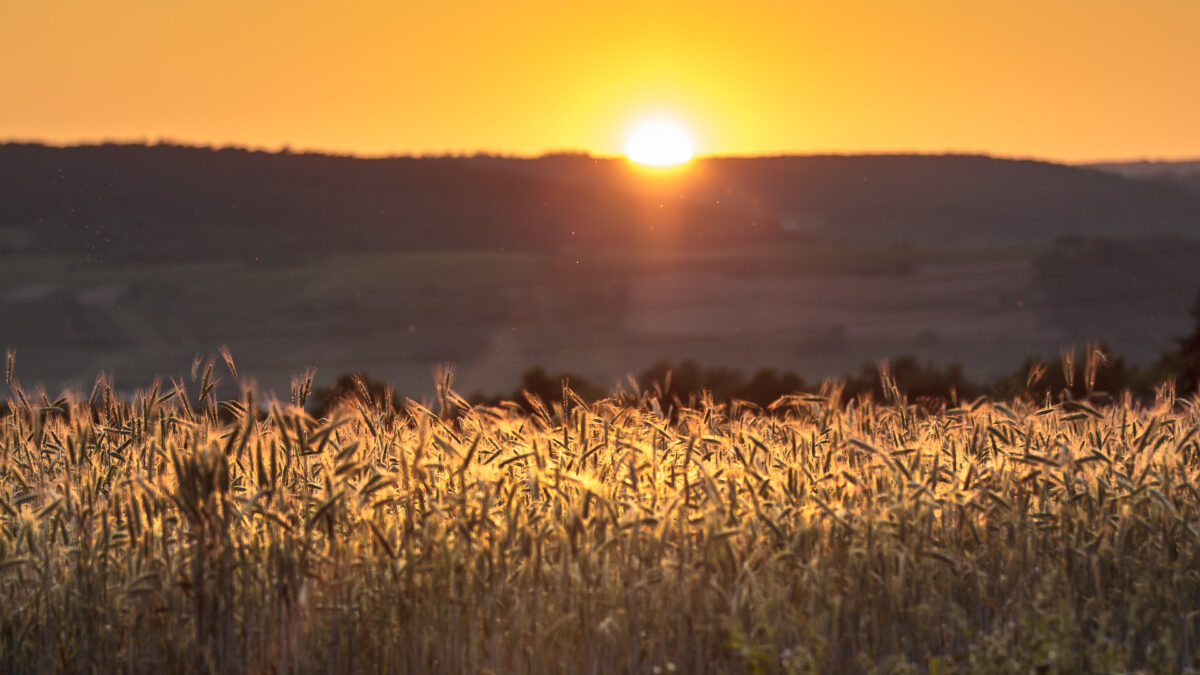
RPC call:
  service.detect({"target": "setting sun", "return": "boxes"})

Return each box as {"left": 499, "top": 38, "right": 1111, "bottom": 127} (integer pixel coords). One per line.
{"left": 624, "top": 119, "right": 695, "bottom": 167}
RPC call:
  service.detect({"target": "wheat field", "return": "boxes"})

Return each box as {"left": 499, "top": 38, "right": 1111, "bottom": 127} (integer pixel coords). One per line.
{"left": 1, "top": 357, "right": 1199, "bottom": 673}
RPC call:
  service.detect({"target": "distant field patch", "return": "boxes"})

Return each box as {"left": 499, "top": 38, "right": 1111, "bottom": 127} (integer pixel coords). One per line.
{"left": 4, "top": 282, "right": 58, "bottom": 301}
{"left": 75, "top": 283, "right": 128, "bottom": 305}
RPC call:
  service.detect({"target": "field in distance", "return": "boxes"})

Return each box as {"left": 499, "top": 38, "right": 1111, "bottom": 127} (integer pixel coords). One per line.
{"left": 5, "top": 237, "right": 1200, "bottom": 399}
{"left": 6, "top": 144, "right": 1200, "bottom": 398}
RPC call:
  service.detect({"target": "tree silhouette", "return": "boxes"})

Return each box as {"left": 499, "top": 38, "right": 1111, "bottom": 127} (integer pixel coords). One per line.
{"left": 1178, "top": 291, "right": 1200, "bottom": 395}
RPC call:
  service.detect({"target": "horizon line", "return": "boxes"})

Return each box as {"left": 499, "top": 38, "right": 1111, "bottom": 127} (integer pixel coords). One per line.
{"left": 3, "top": 137, "right": 1199, "bottom": 167}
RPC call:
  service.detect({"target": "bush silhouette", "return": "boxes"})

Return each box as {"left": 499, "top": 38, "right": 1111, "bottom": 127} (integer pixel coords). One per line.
{"left": 1178, "top": 292, "right": 1200, "bottom": 395}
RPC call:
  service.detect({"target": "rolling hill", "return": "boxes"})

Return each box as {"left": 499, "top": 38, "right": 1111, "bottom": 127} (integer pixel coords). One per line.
{"left": 3, "top": 144, "right": 1199, "bottom": 264}
{"left": 4, "top": 143, "right": 1200, "bottom": 397}
{"left": 1087, "top": 158, "right": 1200, "bottom": 195}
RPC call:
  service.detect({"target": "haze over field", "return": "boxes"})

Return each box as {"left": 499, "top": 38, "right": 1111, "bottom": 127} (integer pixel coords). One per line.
{"left": 3, "top": 144, "right": 1200, "bottom": 397}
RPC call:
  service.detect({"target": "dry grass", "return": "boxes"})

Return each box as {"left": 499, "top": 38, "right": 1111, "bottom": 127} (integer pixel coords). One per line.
{"left": 2, "top": 362, "right": 1200, "bottom": 673}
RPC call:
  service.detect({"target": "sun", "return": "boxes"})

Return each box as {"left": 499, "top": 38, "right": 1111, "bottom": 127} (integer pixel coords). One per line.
{"left": 624, "top": 118, "right": 695, "bottom": 167}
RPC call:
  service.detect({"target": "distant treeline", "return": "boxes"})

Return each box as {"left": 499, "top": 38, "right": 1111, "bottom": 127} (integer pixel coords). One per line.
{"left": 301, "top": 351, "right": 1157, "bottom": 420}
{"left": 2, "top": 344, "right": 1195, "bottom": 423}
{"left": 475, "top": 350, "right": 1175, "bottom": 413}
{"left": 5, "top": 143, "right": 1200, "bottom": 263}
{"left": 309, "top": 344, "right": 1197, "bottom": 421}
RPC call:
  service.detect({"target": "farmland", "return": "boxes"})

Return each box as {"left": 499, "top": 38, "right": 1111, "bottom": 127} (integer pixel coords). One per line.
{"left": 6, "top": 237, "right": 1200, "bottom": 401}
{"left": 2, "top": 363, "right": 1199, "bottom": 672}
{"left": 6, "top": 145, "right": 1200, "bottom": 400}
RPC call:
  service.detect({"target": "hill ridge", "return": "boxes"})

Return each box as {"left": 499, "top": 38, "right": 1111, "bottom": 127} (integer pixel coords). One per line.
{"left": 2, "top": 143, "right": 1199, "bottom": 263}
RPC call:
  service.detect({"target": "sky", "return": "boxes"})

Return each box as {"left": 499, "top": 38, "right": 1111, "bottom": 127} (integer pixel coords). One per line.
{"left": 4, "top": 1, "right": 1200, "bottom": 161}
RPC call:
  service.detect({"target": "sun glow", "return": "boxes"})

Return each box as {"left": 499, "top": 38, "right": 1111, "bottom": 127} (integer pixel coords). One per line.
{"left": 624, "top": 118, "right": 695, "bottom": 167}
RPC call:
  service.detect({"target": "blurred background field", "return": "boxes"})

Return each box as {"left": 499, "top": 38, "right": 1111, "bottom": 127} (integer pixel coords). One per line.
{"left": 3, "top": 145, "right": 1200, "bottom": 398}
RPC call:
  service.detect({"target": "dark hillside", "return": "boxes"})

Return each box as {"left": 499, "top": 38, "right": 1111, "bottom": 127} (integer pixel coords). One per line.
{"left": 484, "top": 153, "right": 1200, "bottom": 245}
{"left": 3, "top": 145, "right": 1200, "bottom": 264}
{"left": 0, "top": 144, "right": 775, "bottom": 263}
{"left": 704, "top": 155, "right": 1200, "bottom": 244}
{"left": 1087, "top": 159, "right": 1200, "bottom": 195}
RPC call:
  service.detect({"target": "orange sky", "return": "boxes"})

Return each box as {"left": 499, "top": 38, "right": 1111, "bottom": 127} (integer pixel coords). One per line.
{"left": 4, "top": 1, "right": 1199, "bottom": 161}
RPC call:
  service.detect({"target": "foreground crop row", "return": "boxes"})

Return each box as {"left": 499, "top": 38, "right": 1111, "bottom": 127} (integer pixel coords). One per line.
{"left": 2, "top": 375, "right": 1199, "bottom": 673}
